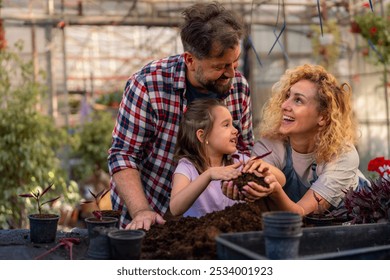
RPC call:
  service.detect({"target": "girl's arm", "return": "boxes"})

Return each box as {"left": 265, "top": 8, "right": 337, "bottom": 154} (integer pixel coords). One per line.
{"left": 169, "top": 162, "right": 242, "bottom": 216}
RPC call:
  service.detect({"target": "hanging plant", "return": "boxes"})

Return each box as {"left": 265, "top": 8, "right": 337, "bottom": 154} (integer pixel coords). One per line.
{"left": 310, "top": 19, "right": 341, "bottom": 71}
{"left": 354, "top": 4, "right": 390, "bottom": 65}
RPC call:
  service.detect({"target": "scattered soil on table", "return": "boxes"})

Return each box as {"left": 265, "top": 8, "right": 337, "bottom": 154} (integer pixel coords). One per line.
{"left": 141, "top": 200, "right": 268, "bottom": 260}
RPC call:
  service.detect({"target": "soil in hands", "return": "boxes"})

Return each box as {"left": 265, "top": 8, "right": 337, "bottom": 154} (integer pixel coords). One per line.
{"left": 141, "top": 200, "right": 266, "bottom": 260}
{"left": 233, "top": 173, "right": 269, "bottom": 192}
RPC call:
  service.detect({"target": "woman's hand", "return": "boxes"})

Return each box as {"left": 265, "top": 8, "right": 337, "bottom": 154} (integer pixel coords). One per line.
{"left": 242, "top": 156, "right": 286, "bottom": 186}
{"left": 241, "top": 173, "right": 275, "bottom": 200}
{"left": 222, "top": 171, "right": 281, "bottom": 202}
{"left": 242, "top": 157, "right": 270, "bottom": 175}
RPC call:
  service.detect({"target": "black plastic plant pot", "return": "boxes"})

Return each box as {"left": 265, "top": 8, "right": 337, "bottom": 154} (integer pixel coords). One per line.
{"left": 108, "top": 229, "right": 146, "bottom": 260}
{"left": 84, "top": 217, "right": 119, "bottom": 259}
{"left": 28, "top": 214, "right": 60, "bottom": 243}
{"left": 84, "top": 216, "right": 119, "bottom": 236}
{"left": 304, "top": 214, "right": 335, "bottom": 227}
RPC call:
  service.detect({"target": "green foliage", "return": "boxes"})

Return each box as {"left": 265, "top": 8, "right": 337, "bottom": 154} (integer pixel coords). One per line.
{"left": 0, "top": 42, "right": 80, "bottom": 229}
{"left": 355, "top": 4, "right": 390, "bottom": 65}
{"left": 70, "top": 110, "right": 115, "bottom": 180}
{"left": 95, "top": 91, "right": 122, "bottom": 107}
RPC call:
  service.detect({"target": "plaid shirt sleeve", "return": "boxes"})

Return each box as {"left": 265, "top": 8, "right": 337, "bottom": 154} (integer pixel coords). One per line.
{"left": 108, "top": 75, "right": 155, "bottom": 174}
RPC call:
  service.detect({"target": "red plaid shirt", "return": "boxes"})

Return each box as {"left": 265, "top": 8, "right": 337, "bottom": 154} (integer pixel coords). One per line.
{"left": 108, "top": 54, "right": 253, "bottom": 227}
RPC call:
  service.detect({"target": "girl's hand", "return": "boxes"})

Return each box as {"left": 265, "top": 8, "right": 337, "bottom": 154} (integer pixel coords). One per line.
{"left": 209, "top": 161, "right": 242, "bottom": 181}
{"left": 221, "top": 180, "right": 245, "bottom": 201}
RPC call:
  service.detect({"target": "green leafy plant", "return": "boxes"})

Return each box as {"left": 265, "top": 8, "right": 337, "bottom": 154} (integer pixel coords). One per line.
{"left": 70, "top": 110, "right": 115, "bottom": 181}
{"left": 310, "top": 19, "right": 341, "bottom": 71}
{"left": 19, "top": 183, "right": 61, "bottom": 216}
{"left": 95, "top": 91, "right": 122, "bottom": 107}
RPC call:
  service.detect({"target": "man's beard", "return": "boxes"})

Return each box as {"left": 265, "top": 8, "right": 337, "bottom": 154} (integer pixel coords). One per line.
{"left": 194, "top": 68, "right": 233, "bottom": 95}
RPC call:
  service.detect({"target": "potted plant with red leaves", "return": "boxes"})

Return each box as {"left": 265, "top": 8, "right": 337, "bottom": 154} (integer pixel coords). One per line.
{"left": 82, "top": 188, "right": 119, "bottom": 259}
{"left": 304, "top": 192, "right": 335, "bottom": 226}
{"left": 341, "top": 178, "right": 390, "bottom": 224}
{"left": 82, "top": 188, "right": 120, "bottom": 226}
{"left": 19, "top": 183, "right": 61, "bottom": 243}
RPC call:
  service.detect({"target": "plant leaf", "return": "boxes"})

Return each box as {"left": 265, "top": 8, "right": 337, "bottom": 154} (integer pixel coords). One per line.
{"left": 19, "top": 193, "right": 34, "bottom": 198}
{"left": 41, "top": 183, "right": 54, "bottom": 197}
{"left": 88, "top": 188, "right": 98, "bottom": 199}
{"left": 100, "top": 188, "right": 110, "bottom": 199}
{"left": 41, "top": 196, "right": 61, "bottom": 206}
{"left": 252, "top": 151, "right": 272, "bottom": 160}
{"left": 93, "top": 210, "right": 102, "bottom": 220}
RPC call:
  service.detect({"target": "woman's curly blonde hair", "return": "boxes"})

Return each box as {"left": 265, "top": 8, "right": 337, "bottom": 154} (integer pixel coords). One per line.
{"left": 260, "top": 64, "right": 358, "bottom": 163}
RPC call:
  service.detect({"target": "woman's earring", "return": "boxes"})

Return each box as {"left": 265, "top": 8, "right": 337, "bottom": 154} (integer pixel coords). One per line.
{"left": 206, "top": 140, "right": 209, "bottom": 145}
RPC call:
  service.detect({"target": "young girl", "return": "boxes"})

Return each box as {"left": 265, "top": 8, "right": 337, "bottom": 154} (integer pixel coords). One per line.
{"left": 169, "top": 98, "right": 285, "bottom": 218}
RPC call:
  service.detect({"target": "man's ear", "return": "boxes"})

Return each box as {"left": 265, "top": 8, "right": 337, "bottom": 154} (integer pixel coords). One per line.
{"left": 183, "top": 52, "right": 196, "bottom": 71}
{"left": 196, "top": 129, "right": 205, "bottom": 143}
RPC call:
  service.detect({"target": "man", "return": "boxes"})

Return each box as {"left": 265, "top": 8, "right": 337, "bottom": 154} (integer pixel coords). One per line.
{"left": 108, "top": 1, "right": 253, "bottom": 230}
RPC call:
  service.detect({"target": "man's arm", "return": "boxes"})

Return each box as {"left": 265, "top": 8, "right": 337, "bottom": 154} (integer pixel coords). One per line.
{"left": 113, "top": 168, "right": 165, "bottom": 230}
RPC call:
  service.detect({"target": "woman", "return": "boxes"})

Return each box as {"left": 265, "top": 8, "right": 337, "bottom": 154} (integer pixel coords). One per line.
{"left": 241, "top": 64, "right": 368, "bottom": 216}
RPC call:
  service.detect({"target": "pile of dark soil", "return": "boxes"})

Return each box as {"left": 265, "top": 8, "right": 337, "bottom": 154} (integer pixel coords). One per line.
{"left": 141, "top": 200, "right": 266, "bottom": 260}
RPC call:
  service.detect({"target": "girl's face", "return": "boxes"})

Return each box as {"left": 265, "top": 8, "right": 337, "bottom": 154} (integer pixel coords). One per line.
{"left": 206, "top": 105, "right": 238, "bottom": 157}
{"left": 279, "top": 79, "right": 325, "bottom": 140}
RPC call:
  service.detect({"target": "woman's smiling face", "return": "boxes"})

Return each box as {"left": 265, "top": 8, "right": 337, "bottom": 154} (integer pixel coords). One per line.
{"left": 279, "top": 79, "right": 325, "bottom": 139}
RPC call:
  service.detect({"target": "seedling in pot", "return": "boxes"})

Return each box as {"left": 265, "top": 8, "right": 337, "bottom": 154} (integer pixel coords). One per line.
{"left": 305, "top": 192, "right": 334, "bottom": 224}
{"left": 81, "top": 188, "right": 110, "bottom": 220}
{"left": 19, "top": 183, "right": 61, "bottom": 217}
{"left": 232, "top": 151, "right": 272, "bottom": 192}
{"left": 312, "top": 192, "right": 330, "bottom": 218}
{"left": 82, "top": 188, "right": 120, "bottom": 221}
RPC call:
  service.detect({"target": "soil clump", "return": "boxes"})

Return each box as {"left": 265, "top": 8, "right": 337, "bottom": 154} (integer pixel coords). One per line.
{"left": 233, "top": 173, "right": 269, "bottom": 191}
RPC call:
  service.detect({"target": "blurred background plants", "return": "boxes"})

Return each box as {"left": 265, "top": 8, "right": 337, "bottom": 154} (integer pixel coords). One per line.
{"left": 354, "top": 3, "right": 390, "bottom": 65}
{"left": 0, "top": 41, "right": 80, "bottom": 229}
